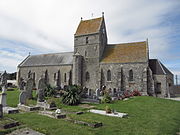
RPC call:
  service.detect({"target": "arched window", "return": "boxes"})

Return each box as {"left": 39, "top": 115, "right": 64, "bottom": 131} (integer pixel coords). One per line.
{"left": 28, "top": 70, "right": 31, "bottom": 78}
{"left": 129, "top": 70, "right": 133, "bottom": 81}
{"left": 54, "top": 73, "right": 56, "bottom": 80}
{"left": 64, "top": 73, "right": 66, "bottom": 82}
{"left": 85, "top": 72, "right": 90, "bottom": 81}
{"left": 107, "top": 70, "right": 111, "bottom": 81}
{"left": 86, "top": 37, "right": 89, "bottom": 44}
{"left": 45, "top": 70, "right": 48, "bottom": 84}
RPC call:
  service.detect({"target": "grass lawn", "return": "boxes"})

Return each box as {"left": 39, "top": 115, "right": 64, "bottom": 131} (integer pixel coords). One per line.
{"left": 2, "top": 89, "right": 180, "bottom": 135}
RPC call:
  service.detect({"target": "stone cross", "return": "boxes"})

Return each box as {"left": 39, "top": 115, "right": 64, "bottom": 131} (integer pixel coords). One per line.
{"left": 19, "top": 78, "right": 26, "bottom": 91}
{"left": 25, "top": 78, "right": 34, "bottom": 99}
{"left": 37, "top": 77, "right": 46, "bottom": 102}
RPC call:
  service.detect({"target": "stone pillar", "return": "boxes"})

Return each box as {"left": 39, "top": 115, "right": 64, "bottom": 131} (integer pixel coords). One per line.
{"left": 0, "top": 104, "right": 3, "bottom": 118}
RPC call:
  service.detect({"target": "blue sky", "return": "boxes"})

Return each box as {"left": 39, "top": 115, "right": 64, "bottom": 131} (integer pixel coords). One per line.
{"left": 0, "top": 0, "right": 180, "bottom": 83}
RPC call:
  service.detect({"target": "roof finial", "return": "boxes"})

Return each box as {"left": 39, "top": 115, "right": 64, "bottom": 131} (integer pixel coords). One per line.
{"left": 91, "top": 13, "right": 94, "bottom": 18}
{"left": 102, "top": 12, "right": 104, "bottom": 17}
{"left": 81, "top": 17, "right": 83, "bottom": 21}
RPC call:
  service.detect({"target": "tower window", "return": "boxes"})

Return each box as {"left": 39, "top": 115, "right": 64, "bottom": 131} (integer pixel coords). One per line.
{"left": 86, "top": 37, "right": 89, "bottom": 44}
{"left": 85, "top": 72, "right": 90, "bottom": 81}
{"left": 107, "top": 70, "right": 111, "bottom": 81}
{"left": 129, "top": 70, "right": 133, "bottom": 81}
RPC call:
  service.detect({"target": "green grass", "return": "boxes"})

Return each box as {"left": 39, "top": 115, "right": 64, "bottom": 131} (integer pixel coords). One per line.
{"left": 6, "top": 88, "right": 20, "bottom": 107}
{"left": 2, "top": 89, "right": 180, "bottom": 135}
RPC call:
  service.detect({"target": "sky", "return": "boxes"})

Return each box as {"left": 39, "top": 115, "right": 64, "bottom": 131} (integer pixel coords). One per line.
{"left": 0, "top": 0, "right": 180, "bottom": 83}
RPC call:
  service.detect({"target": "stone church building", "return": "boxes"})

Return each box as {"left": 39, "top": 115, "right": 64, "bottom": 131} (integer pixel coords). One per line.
{"left": 17, "top": 15, "right": 174, "bottom": 98}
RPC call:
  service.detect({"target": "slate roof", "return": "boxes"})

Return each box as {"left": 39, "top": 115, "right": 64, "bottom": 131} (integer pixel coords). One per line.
{"left": 149, "top": 59, "right": 173, "bottom": 75}
{"left": 75, "top": 17, "right": 103, "bottom": 36}
{"left": 18, "top": 52, "right": 73, "bottom": 67}
{"left": 101, "top": 41, "right": 148, "bottom": 64}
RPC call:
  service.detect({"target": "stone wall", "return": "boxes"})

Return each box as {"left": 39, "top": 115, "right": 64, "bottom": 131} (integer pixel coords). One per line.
{"left": 153, "top": 74, "right": 174, "bottom": 98}
{"left": 17, "top": 65, "right": 72, "bottom": 88}
{"left": 99, "top": 62, "right": 148, "bottom": 94}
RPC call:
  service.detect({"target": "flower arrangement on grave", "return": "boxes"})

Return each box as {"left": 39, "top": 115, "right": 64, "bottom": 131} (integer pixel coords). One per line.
{"left": 105, "top": 106, "right": 112, "bottom": 114}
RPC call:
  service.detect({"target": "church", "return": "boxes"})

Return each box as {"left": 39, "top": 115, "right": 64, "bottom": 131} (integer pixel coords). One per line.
{"left": 17, "top": 14, "right": 174, "bottom": 98}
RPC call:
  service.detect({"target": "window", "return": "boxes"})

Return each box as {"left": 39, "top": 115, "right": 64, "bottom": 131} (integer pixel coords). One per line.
{"left": 86, "top": 37, "right": 89, "bottom": 44}
{"left": 28, "top": 70, "right": 31, "bottom": 78}
{"left": 107, "top": 70, "right": 111, "bottom": 81}
{"left": 85, "top": 72, "right": 90, "bottom": 81}
{"left": 156, "top": 83, "right": 161, "bottom": 94}
{"left": 129, "top": 70, "right": 133, "bottom": 81}
{"left": 85, "top": 51, "right": 87, "bottom": 57}
{"left": 54, "top": 73, "right": 56, "bottom": 80}
{"left": 64, "top": 73, "right": 66, "bottom": 82}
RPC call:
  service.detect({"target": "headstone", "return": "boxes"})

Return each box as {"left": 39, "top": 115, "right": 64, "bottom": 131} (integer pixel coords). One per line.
{"left": 95, "top": 89, "right": 100, "bottom": 97}
{"left": 0, "top": 92, "right": 7, "bottom": 107}
{"left": 19, "top": 91, "right": 27, "bottom": 105}
{"left": 38, "top": 89, "right": 45, "bottom": 102}
{"left": 37, "top": 77, "right": 46, "bottom": 102}
{"left": 19, "top": 78, "right": 26, "bottom": 91}
{"left": 26, "top": 78, "right": 34, "bottom": 99}
{"left": 0, "top": 104, "right": 3, "bottom": 118}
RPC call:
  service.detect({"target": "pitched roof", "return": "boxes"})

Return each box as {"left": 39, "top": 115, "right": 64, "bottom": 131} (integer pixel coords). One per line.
{"left": 101, "top": 41, "right": 148, "bottom": 64}
{"left": 75, "top": 17, "right": 103, "bottom": 36}
{"left": 149, "top": 59, "right": 173, "bottom": 75}
{"left": 18, "top": 52, "right": 73, "bottom": 67}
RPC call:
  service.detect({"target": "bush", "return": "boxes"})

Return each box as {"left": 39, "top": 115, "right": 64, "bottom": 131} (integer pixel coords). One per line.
{"left": 101, "top": 93, "right": 112, "bottom": 103}
{"left": 62, "top": 85, "right": 82, "bottom": 105}
{"left": 44, "top": 84, "right": 57, "bottom": 97}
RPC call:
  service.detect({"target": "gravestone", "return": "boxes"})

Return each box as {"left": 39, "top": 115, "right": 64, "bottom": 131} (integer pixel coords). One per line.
{"left": 0, "top": 104, "right": 3, "bottom": 118}
{"left": 37, "top": 77, "right": 46, "bottom": 102}
{"left": 95, "top": 89, "right": 100, "bottom": 97}
{"left": 19, "top": 91, "right": 27, "bottom": 105}
{"left": 26, "top": 78, "right": 33, "bottom": 99}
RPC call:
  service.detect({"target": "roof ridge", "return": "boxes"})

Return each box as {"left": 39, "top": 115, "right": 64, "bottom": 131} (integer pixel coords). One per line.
{"left": 108, "top": 41, "right": 146, "bottom": 46}
{"left": 30, "top": 51, "right": 74, "bottom": 57}
{"left": 81, "top": 17, "right": 103, "bottom": 22}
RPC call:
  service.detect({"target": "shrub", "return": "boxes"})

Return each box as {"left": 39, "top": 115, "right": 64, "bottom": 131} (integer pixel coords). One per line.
{"left": 101, "top": 93, "right": 112, "bottom": 103}
{"left": 44, "top": 84, "right": 57, "bottom": 97}
{"left": 62, "top": 85, "right": 82, "bottom": 105}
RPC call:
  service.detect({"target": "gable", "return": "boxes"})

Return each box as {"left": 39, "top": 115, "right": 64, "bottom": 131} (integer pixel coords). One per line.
{"left": 101, "top": 41, "right": 148, "bottom": 64}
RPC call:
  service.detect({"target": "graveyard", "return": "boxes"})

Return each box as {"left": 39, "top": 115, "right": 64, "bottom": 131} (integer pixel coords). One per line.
{"left": 0, "top": 87, "right": 180, "bottom": 135}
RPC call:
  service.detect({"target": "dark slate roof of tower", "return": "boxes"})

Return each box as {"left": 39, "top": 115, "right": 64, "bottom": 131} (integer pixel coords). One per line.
{"left": 18, "top": 52, "right": 73, "bottom": 67}
{"left": 75, "top": 17, "right": 103, "bottom": 36}
{"left": 101, "top": 41, "right": 148, "bottom": 64}
{"left": 149, "top": 59, "right": 173, "bottom": 75}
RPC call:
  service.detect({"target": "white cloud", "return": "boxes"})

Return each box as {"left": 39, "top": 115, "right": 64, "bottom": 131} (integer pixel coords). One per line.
{"left": 0, "top": 0, "right": 179, "bottom": 72}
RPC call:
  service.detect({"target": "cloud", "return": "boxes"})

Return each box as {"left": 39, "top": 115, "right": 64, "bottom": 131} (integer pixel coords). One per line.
{"left": 0, "top": 0, "right": 179, "bottom": 73}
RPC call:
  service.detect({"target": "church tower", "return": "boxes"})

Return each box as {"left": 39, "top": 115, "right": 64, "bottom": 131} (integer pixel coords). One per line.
{"left": 73, "top": 13, "right": 107, "bottom": 89}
